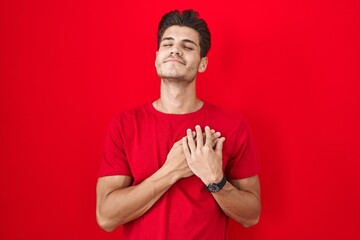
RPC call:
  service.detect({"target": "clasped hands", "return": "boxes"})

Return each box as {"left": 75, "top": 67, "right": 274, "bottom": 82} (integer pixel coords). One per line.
{"left": 165, "top": 125, "right": 225, "bottom": 186}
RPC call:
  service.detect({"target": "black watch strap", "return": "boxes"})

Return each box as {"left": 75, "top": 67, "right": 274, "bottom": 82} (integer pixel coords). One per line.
{"left": 206, "top": 176, "right": 227, "bottom": 193}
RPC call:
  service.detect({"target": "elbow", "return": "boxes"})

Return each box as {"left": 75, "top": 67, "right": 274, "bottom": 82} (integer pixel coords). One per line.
{"left": 232, "top": 209, "right": 261, "bottom": 228}
{"left": 241, "top": 202, "right": 261, "bottom": 228}
{"left": 99, "top": 223, "right": 116, "bottom": 233}
{"left": 241, "top": 216, "right": 260, "bottom": 228}
{"left": 96, "top": 214, "right": 118, "bottom": 232}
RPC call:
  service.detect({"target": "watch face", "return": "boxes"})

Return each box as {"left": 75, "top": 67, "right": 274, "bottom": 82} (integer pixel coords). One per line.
{"left": 207, "top": 183, "right": 220, "bottom": 193}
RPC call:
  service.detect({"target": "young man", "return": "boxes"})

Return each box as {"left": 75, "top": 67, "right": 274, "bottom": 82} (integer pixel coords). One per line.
{"left": 96, "top": 9, "right": 261, "bottom": 240}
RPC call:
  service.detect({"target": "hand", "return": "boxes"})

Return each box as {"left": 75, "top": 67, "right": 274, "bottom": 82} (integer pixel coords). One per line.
{"left": 162, "top": 139, "right": 193, "bottom": 180}
{"left": 189, "top": 129, "right": 222, "bottom": 149}
{"left": 182, "top": 125, "right": 226, "bottom": 185}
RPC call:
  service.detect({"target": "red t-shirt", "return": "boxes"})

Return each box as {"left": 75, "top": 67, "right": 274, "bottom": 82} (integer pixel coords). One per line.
{"left": 99, "top": 102, "right": 259, "bottom": 240}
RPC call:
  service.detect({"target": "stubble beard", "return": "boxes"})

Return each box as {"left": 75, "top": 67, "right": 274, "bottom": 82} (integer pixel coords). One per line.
{"left": 160, "top": 75, "right": 195, "bottom": 86}
{"left": 156, "top": 66, "right": 197, "bottom": 86}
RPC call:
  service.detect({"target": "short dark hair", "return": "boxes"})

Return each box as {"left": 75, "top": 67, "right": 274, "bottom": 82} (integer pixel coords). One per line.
{"left": 157, "top": 9, "right": 211, "bottom": 58}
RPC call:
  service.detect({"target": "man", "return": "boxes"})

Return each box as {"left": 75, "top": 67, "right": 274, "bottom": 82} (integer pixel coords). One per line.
{"left": 96, "top": 9, "right": 261, "bottom": 240}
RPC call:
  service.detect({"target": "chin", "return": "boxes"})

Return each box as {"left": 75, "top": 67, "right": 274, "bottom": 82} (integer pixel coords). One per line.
{"left": 162, "top": 76, "right": 195, "bottom": 85}
{"left": 157, "top": 71, "right": 181, "bottom": 80}
{"left": 157, "top": 69, "right": 196, "bottom": 84}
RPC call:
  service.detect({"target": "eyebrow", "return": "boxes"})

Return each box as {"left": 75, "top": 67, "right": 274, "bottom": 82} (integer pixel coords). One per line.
{"left": 161, "top": 37, "right": 198, "bottom": 46}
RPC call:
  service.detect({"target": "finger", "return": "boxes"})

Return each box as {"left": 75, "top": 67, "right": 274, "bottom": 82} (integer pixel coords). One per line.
{"left": 215, "top": 137, "right": 226, "bottom": 154}
{"left": 212, "top": 131, "right": 221, "bottom": 140}
{"left": 182, "top": 137, "right": 191, "bottom": 161}
{"left": 205, "top": 126, "right": 213, "bottom": 147}
{"left": 203, "top": 129, "right": 219, "bottom": 140}
{"left": 195, "top": 125, "right": 203, "bottom": 148}
{"left": 201, "top": 130, "right": 220, "bottom": 147}
{"left": 212, "top": 138, "right": 220, "bottom": 148}
{"left": 187, "top": 128, "right": 196, "bottom": 153}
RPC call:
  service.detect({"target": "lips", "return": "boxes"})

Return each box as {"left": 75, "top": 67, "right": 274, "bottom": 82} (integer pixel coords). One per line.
{"left": 164, "top": 57, "right": 185, "bottom": 65}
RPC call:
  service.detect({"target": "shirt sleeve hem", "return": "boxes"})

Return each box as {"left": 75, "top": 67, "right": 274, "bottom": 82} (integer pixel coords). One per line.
{"left": 98, "top": 170, "right": 132, "bottom": 178}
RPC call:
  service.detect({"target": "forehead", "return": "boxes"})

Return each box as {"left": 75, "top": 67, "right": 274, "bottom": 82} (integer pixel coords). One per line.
{"left": 162, "top": 25, "right": 200, "bottom": 45}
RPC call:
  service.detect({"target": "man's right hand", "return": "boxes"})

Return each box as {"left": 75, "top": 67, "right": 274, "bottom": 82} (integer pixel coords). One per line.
{"left": 162, "top": 139, "right": 194, "bottom": 180}
{"left": 162, "top": 129, "right": 221, "bottom": 181}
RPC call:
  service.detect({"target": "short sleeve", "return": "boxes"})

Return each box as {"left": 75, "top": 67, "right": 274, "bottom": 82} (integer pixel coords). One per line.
{"left": 225, "top": 119, "right": 260, "bottom": 180}
{"left": 98, "top": 116, "right": 132, "bottom": 177}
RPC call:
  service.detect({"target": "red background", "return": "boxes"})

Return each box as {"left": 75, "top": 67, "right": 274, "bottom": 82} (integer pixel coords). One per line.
{"left": 1, "top": 0, "right": 359, "bottom": 239}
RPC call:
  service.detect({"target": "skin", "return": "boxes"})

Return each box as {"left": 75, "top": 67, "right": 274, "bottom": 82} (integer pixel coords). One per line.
{"left": 96, "top": 25, "right": 261, "bottom": 232}
{"left": 182, "top": 125, "right": 261, "bottom": 227}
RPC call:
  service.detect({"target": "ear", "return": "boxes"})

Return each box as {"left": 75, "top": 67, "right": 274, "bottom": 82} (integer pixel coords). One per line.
{"left": 155, "top": 51, "right": 158, "bottom": 67}
{"left": 198, "top": 57, "right": 208, "bottom": 73}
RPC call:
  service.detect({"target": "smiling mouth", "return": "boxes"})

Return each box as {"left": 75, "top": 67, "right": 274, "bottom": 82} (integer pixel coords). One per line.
{"left": 164, "top": 58, "right": 185, "bottom": 65}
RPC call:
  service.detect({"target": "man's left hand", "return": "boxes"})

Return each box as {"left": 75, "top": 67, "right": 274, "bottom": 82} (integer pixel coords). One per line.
{"left": 182, "top": 125, "right": 226, "bottom": 185}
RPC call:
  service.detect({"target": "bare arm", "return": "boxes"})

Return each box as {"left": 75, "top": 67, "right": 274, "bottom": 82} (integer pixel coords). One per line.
{"left": 96, "top": 140, "right": 192, "bottom": 232}
{"left": 182, "top": 125, "right": 261, "bottom": 227}
{"left": 211, "top": 176, "right": 261, "bottom": 227}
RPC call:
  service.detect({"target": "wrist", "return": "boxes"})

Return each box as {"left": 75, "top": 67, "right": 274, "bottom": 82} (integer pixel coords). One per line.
{"left": 205, "top": 175, "right": 227, "bottom": 193}
{"left": 157, "top": 164, "right": 182, "bottom": 185}
{"left": 202, "top": 173, "right": 224, "bottom": 186}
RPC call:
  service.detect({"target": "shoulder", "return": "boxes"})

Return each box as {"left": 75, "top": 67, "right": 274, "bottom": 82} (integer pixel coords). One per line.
{"left": 203, "top": 102, "right": 248, "bottom": 126}
{"left": 106, "top": 103, "right": 153, "bottom": 135}
{"left": 201, "top": 102, "right": 255, "bottom": 142}
{"left": 113, "top": 103, "right": 152, "bottom": 122}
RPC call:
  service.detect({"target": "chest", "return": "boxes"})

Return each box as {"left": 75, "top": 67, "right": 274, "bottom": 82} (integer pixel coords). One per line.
{"left": 123, "top": 116, "right": 234, "bottom": 183}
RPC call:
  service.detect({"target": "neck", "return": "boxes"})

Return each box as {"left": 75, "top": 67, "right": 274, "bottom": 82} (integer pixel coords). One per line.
{"left": 153, "top": 79, "right": 203, "bottom": 114}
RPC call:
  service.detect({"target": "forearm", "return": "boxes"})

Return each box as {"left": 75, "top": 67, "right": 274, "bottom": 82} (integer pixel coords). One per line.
{"left": 97, "top": 168, "right": 181, "bottom": 231}
{"left": 212, "top": 181, "right": 261, "bottom": 227}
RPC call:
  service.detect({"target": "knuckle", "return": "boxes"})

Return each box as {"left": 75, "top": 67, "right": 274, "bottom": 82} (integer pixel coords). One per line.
{"left": 203, "top": 146, "right": 210, "bottom": 152}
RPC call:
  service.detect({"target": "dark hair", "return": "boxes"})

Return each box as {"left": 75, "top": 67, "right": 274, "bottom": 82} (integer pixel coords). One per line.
{"left": 157, "top": 9, "right": 211, "bottom": 58}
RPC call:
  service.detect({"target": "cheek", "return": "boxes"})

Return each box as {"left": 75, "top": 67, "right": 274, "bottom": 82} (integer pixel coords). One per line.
{"left": 155, "top": 56, "right": 162, "bottom": 68}
{"left": 155, "top": 52, "right": 166, "bottom": 66}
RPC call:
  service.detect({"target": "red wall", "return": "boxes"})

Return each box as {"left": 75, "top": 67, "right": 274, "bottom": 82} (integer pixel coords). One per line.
{"left": 1, "top": 1, "right": 359, "bottom": 239}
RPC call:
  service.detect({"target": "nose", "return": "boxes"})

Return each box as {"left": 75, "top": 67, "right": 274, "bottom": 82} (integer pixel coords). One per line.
{"left": 170, "top": 45, "right": 182, "bottom": 56}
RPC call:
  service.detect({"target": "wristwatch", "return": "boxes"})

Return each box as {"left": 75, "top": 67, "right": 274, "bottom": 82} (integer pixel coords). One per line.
{"left": 206, "top": 176, "right": 227, "bottom": 193}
